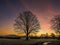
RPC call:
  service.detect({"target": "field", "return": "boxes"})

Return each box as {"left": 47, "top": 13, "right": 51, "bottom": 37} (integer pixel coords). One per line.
{"left": 0, "top": 39, "right": 60, "bottom": 45}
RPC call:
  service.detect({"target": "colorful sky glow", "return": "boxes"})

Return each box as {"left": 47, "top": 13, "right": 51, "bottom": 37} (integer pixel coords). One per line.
{"left": 0, "top": 0, "right": 60, "bottom": 36}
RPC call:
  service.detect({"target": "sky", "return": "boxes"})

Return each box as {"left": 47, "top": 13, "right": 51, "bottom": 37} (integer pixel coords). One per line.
{"left": 0, "top": 0, "right": 60, "bottom": 36}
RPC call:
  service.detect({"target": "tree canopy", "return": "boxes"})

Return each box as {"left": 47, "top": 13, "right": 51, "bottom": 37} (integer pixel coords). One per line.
{"left": 14, "top": 11, "right": 40, "bottom": 40}
{"left": 51, "top": 15, "right": 60, "bottom": 33}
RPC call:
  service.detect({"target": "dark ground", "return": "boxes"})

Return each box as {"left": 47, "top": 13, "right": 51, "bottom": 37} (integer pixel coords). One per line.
{"left": 0, "top": 39, "right": 60, "bottom": 45}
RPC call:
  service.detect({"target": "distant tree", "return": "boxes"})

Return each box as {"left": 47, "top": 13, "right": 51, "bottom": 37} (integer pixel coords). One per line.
{"left": 50, "top": 33, "right": 55, "bottom": 38}
{"left": 51, "top": 15, "right": 60, "bottom": 34}
{"left": 40, "top": 34, "right": 45, "bottom": 37}
{"left": 14, "top": 11, "right": 40, "bottom": 40}
{"left": 45, "top": 33, "right": 49, "bottom": 37}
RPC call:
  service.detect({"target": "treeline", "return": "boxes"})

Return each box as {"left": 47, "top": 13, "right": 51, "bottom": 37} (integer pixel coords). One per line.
{"left": 0, "top": 33, "right": 60, "bottom": 39}
{"left": 0, "top": 36, "right": 60, "bottom": 39}
{"left": 30, "top": 33, "right": 60, "bottom": 39}
{"left": 30, "top": 36, "right": 60, "bottom": 39}
{"left": 0, "top": 35, "right": 21, "bottom": 39}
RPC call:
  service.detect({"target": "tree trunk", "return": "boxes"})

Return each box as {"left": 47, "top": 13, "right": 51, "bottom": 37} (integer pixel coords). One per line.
{"left": 26, "top": 24, "right": 29, "bottom": 40}
{"left": 26, "top": 33, "right": 29, "bottom": 40}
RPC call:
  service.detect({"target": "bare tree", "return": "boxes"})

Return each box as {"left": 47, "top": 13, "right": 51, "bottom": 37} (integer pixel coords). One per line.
{"left": 14, "top": 11, "right": 40, "bottom": 40}
{"left": 51, "top": 15, "right": 60, "bottom": 34}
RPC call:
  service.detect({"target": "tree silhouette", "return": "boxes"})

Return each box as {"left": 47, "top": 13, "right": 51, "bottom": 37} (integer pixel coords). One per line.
{"left": 51, "top": 15, "right": 60, "bottom": 34}
{"left": 14, "top": 11, "right": 40, "bottom": 40}
{"left": 50, "top": 33, "right": 55, "bottom": 38}
{"left": 45, "top": 33, "right": 49, "bottom": 37}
